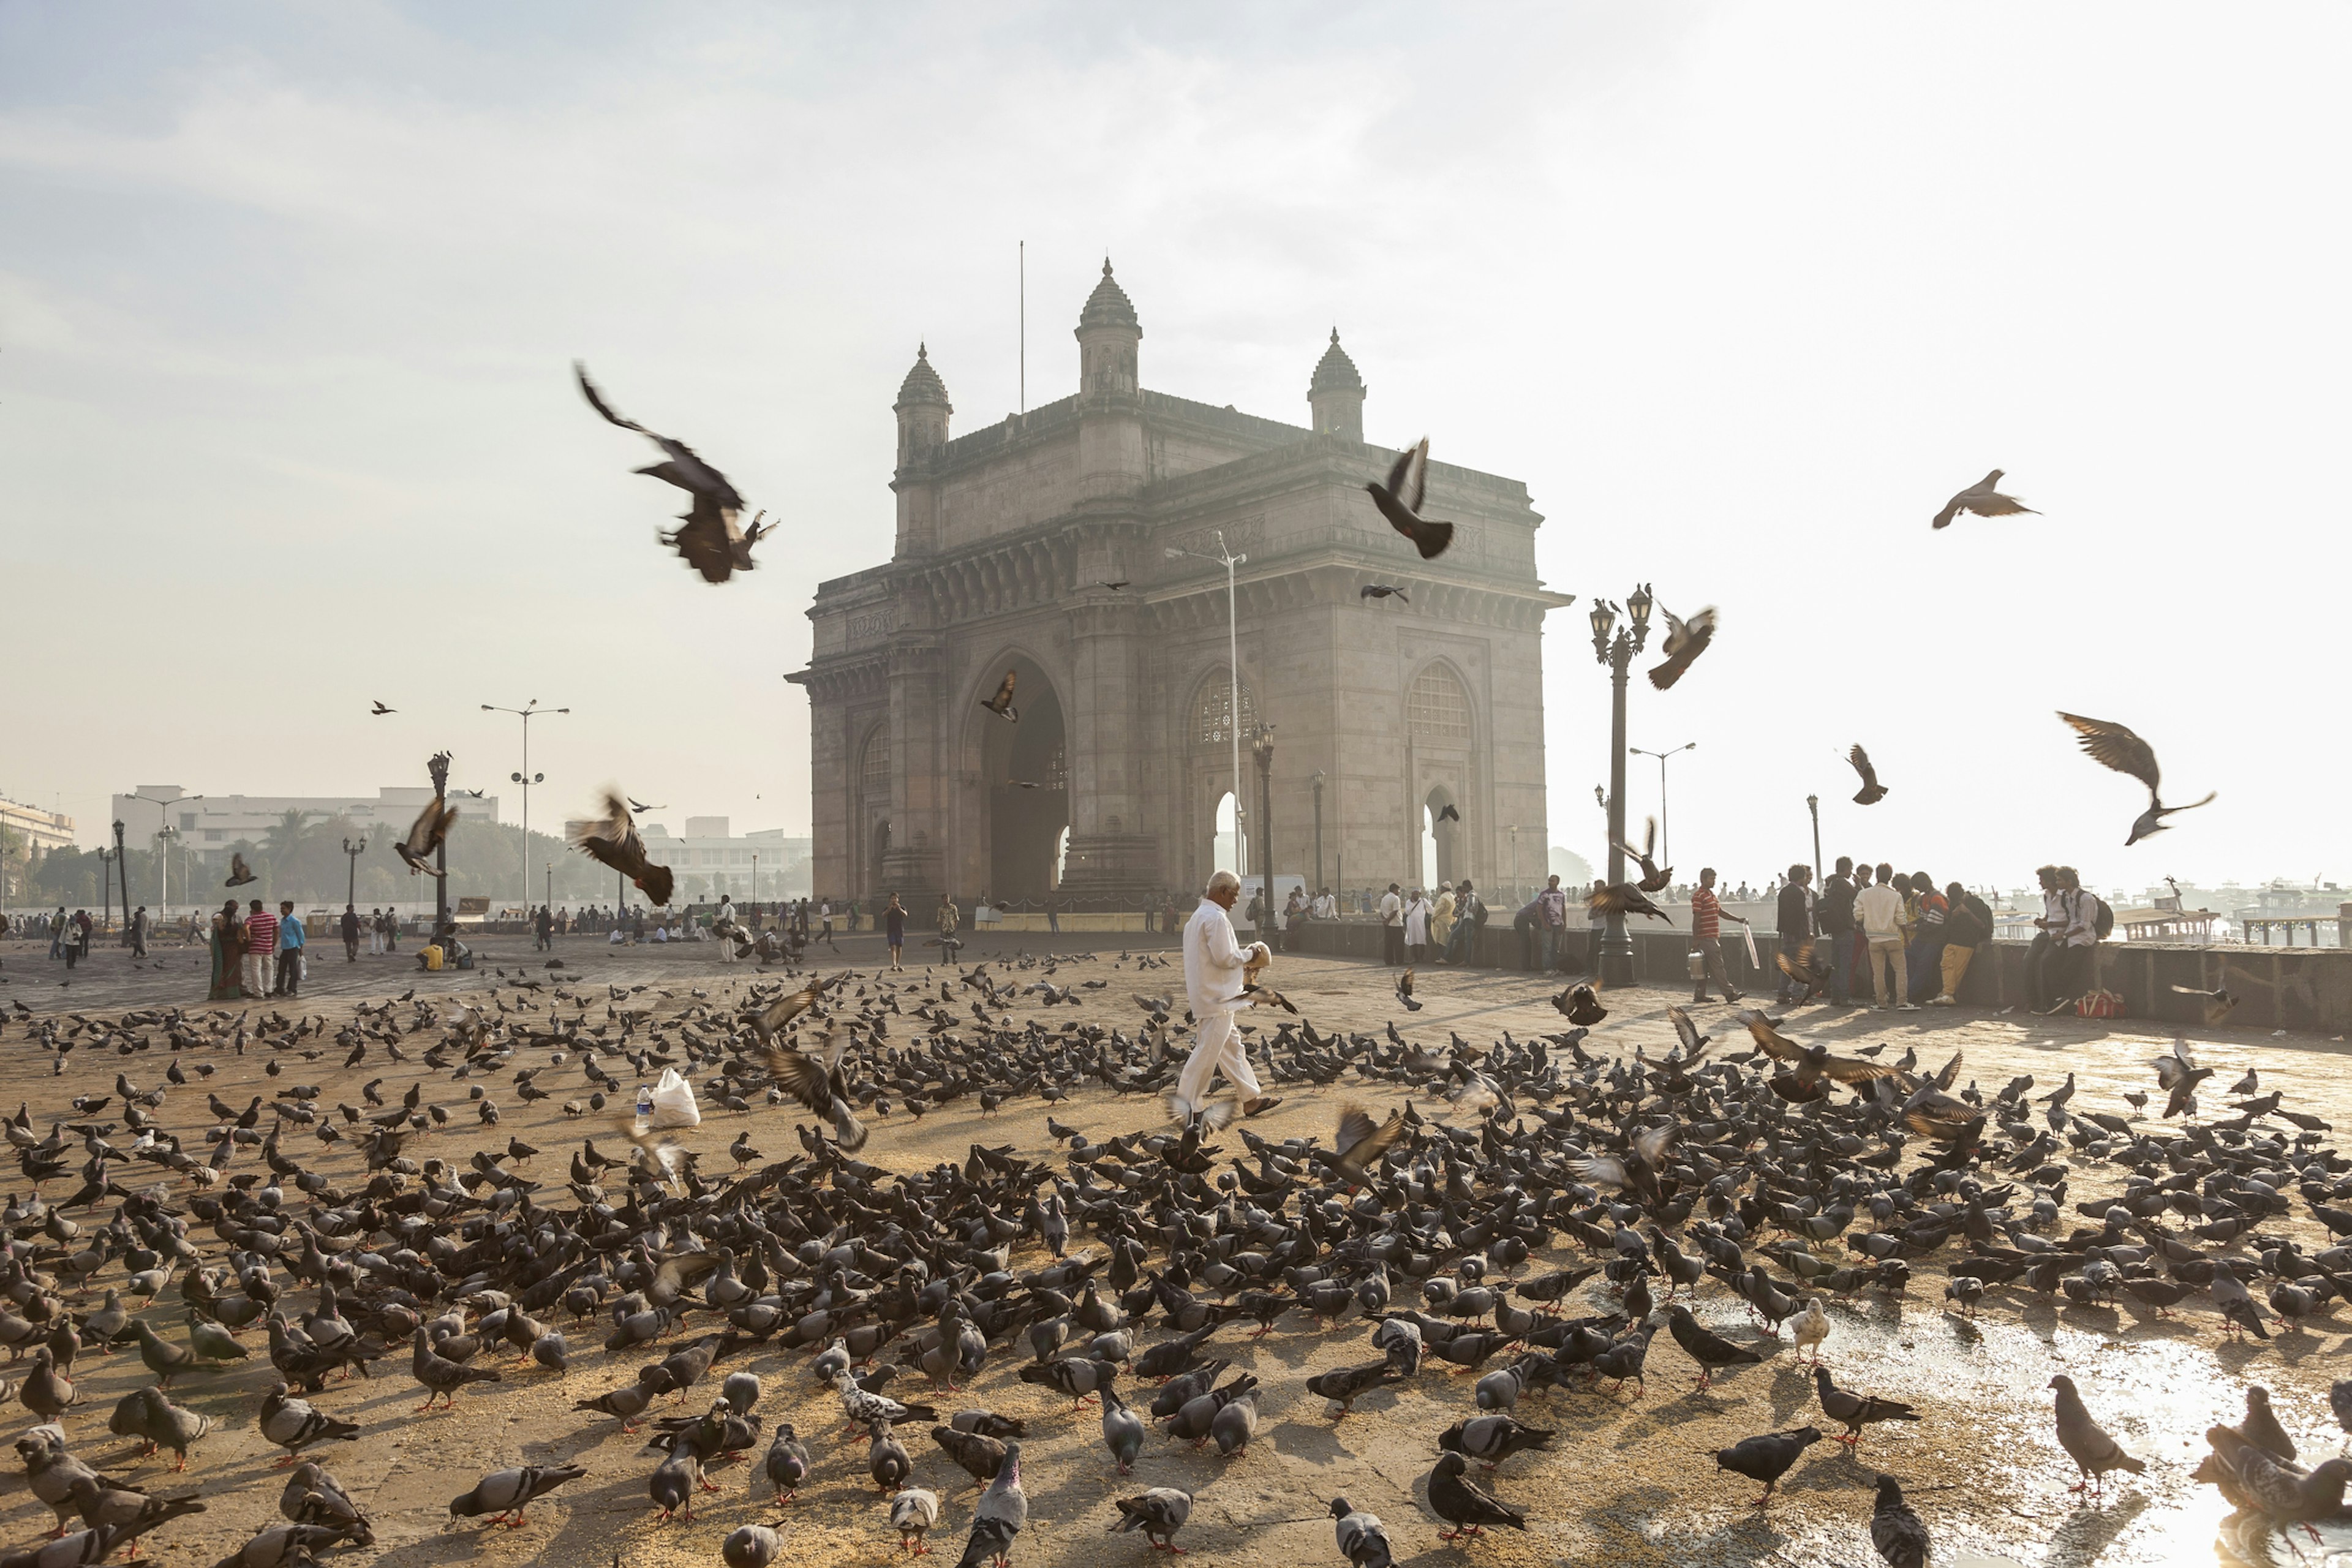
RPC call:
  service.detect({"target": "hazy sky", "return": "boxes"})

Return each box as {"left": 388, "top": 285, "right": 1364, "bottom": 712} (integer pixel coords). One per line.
{"left": 4, "top": 4, "right": 2346, "bottom": 894}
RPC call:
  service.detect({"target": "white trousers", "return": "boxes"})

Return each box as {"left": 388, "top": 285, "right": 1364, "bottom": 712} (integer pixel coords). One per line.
{"left": 1177, "top": 1008, "right": 1261, "bottom": 1109}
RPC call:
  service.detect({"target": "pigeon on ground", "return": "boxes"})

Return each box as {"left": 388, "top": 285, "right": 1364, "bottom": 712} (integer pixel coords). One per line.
{"left": 1814, "top": 1366, "right": 1921, "bottom": 1449}
{"left": 890, "top": 1488, "right": 940, "bottom": 1555}
{"left": 2049, "top": 1374, "right": 2146, "bottom": 1498}
{"left": 1714, "top": 1427, "right": 1823, "bottom": 1507}
{"left": 1426, "top": 1451, "right": 1526, "bottom": 1540}
{"left": 1869, "top": 1473, "right": 1930, "bottom": 1568}
{"left": 447, "top": 1464, "right": 587, "bottom": 1528}
{"left": 1330, "top": 1498, "right": 1394, "bottom": 1568}
{"left": 1108, "top": 1487, "right": 1192, "bottom": 1551}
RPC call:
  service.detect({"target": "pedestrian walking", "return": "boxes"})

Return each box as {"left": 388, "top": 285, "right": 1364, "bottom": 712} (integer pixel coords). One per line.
{"left": 1379, "top": 883, "right": 1404, "bottom": 966}
{"left": 48, "top": 907, "right": 66, "bottom": 961}
{"left": 886, "top": 893, "right": 907, "bottom": 969}
{"left": 1537, "top": 875, "right": 1569, "bottom": 973}
{"left": 1173, "top": 871, "right": 1281, "bottom": 1121}
{"left": 130, "top": 905, "right": 148, "bottom": 957}
{"left": 273, "top": 900, "right": 305, "bottom": 997}
{"left": 1403, "top": 887, "right": 1433, "bottom": 964}
{"left": 340, "top": 905, "right": 360, "bottom": 962}
{"left": 935, "top": 892, "right": 959, "bottom": 965}
{"left": 1855, "top": 864, "right": 1910, "bottom": 1010}
{"left": 1774, "top": 864, "right": 1815, "bottom": 1005}
{"left": 534, "top": 903, "right": 554, "bottom": 952}
{"left": 1689, "top": 869, "right": 1747, "bottom": 1003}
{"left": 208, "top": 899, "right": 246, "bottom": 1000}
{"left": 241, "top": 898, "right": 277, "bottom": 1000}
{"left": 819, "top": 899, "right": 835, "bottom": 948}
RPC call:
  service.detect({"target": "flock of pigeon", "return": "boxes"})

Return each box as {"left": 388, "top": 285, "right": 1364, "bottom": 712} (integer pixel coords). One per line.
{"left": 0, "top": 931, "right": 2347, "bottom": 1567}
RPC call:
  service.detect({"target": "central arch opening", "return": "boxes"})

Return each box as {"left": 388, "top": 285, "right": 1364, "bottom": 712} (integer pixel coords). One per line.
{"left": 1212, "top": 791, "right": 1245, "bottom": 876}
{"left": 1422, "top": 785, "right": 1458, "bottom": 890}
{"left": 981, "top": 659, "right": 1068, "bottom": 901}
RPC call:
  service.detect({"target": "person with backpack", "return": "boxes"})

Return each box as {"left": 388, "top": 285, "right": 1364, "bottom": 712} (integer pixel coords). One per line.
{"left": 2043, "top": 865, "right": 2101, "bottom": 1013}
{"left": 1904, "top": 871, "right": 1947, "bottom": 1004}
{"left": 1936, "top": 881, "right": 1994, "bottom": 1005}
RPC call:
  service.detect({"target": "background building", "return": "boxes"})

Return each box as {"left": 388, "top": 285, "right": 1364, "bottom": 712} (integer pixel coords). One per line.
{"left": 791, "top": 262, "right": 1572, "bottom": 907}
{"left": 633, "top": 820, "right": 813, "bottom": 903}
{"left": 111, "top": 786, "right": 504, "bottom": 870}
{"left": 0, "top": 797, "right": 75, "bottom": 856}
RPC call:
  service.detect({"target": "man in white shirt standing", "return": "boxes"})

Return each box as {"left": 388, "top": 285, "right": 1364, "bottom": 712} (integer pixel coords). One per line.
{"left": 1378, "top": 883, "right": 1404, "bottom": 967}
{"left": 1854, "top": 862, "right": 1912, "bottom": 1011}
{"left": 1175, "top": 871, "right": 1283, "bottom": 1120}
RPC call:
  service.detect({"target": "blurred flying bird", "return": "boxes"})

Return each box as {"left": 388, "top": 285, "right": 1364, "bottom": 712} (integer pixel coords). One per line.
{"left": 980, "top": 671, "right": 1019, "bottom": 723}
{"left": 2057, "top": 712, "right": 2214, "bottom": 845}
{"left": 576, "top": 361, "right": 767, "bottom": 583}
{"left": 1365, "top": 439, "right": 1454, "bottom": 560}
{"left": 1932, "top": 469, "right": 2037, "bottom": 530}
{"left": 1359, "top": 584, "right": 1410, "bottom": 604}
{"left": 1648, "top": 605, "right": 1717, "bottom": 690}
{"left": 1849, "top": 745, "right": 1888, "bottom": 805}
{"left": 225, "top": 854, "right": 257, "bottom": 888}
{"left": 393, "top": 798, "right": 456, "bottom": 878}
{"left": 568, "top": 790, "right": 674, "bottom": 905}
{"left": 370, "top": 701, "right": 394, "bottom": 716}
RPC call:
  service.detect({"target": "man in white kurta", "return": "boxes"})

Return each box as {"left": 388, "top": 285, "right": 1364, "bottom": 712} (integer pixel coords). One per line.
{"left": 1176, "top": 871, "right": 1281, "bottom": 1117}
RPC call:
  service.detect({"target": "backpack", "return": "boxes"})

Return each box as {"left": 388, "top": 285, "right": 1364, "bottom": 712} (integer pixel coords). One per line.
{"left": 2093, "top": 897, "right": 2114, "bottom": 941}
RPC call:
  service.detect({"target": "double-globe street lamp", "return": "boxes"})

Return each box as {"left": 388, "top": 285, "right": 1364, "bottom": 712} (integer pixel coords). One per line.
{"left": 1589, "top": 584, "right": 1657, "bottom": 987}
{"left": 131, "top": 790, "right": 198, "bottom": 920}
{"left": 482, "top": 700, "right": 568, "bottom": 919}
{"left": 1627, "top": 742, "right": 1697, "bottom": 870}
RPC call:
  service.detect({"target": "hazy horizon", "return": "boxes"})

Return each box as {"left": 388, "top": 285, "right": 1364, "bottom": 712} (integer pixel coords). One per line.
{"left": 6, "top": 3, "right": 2346, "bottom": 895}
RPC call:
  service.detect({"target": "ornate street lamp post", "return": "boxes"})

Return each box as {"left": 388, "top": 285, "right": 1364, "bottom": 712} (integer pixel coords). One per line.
{"left": 342, "top": 836, "right": 367, "bottom": 911}
{"left": 1807, "top": 794, "right": 1822, "bottom": 886}
{"left": 1311, "top": 770, "right": 1326, "bottom": 898}
{"left": 1589, "top": 584, "right": 1655, "bottom": 987}
{"left": 428, "top": 751, "right": 453, "bottom": 952}
{"left": 1250, "top": 725, "right": 1276, "bottom": 932}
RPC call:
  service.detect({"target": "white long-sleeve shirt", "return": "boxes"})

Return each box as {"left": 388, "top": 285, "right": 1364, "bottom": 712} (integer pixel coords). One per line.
{"left": 1185, "top": 897, "right": 1261, "bottom": 1016}
{"left": 1855, "top": 883, "right": 1904, "bottom": 938}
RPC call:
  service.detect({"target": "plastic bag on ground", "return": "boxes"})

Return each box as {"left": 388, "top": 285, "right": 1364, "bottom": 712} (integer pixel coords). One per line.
{"left": 649, "top": 1066, "right": 701, "bottom": 1129}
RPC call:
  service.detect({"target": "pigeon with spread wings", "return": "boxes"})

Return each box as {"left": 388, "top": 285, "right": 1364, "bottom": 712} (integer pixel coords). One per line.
{"left": 393, "top": 797, "right": 456, "bottom": 878}
{"left": 1365, "top": 439, "right": 1454, "bottom": 560}
{"left": 567, "top": 790, "right": 674, "bottom": 905}
{"left": 2057, "top": 712, "right": 2214, "bottom": 845}
{"left": 225, "top": 853, "right": 258, "bottom": 888}
{"left": 759, "top": 1031, "right": 867, "bottom": 1153}
{"left": 369, "top": 701, "right": 394, "bottom": 716}
{"left": 1848, "top": 745, "right": 1888, "bottom": 805}
{"left": 1313, "top": 1106, "right": 1406, "bottom": 1188}
{"left": 1931, "top": 469, "right": 2037, "bottom": 530}
{"left": 1648, "top": 605, "right": 1717, "bottom": 691}
{"left": 1611, "top": 817, "right": 1671, "bottom": 892}
{"left": 575, "top": 361, "right": 768, "bottom": 584}
{"left": 979, "top": 671, "right": 1019, "bottom": 723}
{"left": 1740, "top": 1009, "right": 1901, "bottom": 1101}
{"left": 1588, "top": 883, "right": 1672, "bottom": 924}
{"left": 1569, "top": 1123, "right": 1673, "bottom": 1199}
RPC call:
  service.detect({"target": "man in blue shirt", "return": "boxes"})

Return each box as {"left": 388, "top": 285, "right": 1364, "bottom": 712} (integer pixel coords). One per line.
{"left": 273, "top": 900, "right": 306, "bottom": 998}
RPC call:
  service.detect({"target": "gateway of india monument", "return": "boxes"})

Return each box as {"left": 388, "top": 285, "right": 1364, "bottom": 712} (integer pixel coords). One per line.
{"left": 788, "top": 262, "right": 1574, "bottom": 911}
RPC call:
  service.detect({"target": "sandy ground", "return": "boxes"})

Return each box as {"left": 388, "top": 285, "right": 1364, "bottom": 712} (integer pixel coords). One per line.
{"left": 3, "top": 927, "right": 2350, "bottom": 1568}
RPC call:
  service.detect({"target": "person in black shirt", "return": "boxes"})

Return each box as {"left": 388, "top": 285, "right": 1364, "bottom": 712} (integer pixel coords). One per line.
{"left": 1817, "top": 857, "right": 1857, "bottom": 1005}
{"left": 1774, "top": 865, "right": 1815, "bottom": 1006}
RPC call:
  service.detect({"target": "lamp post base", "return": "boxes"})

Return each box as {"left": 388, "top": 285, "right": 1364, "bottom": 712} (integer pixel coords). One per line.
{"left": 1599, "top": 934, "right": 1638, "bottom": 989}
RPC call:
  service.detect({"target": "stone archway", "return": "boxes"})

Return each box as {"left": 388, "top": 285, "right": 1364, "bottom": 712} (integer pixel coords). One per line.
{"left": 1422, "top": 785, "right": 1460, "bottom": 890}
{"left": 977, "top": 657, "right": 1069, "bottom": 901}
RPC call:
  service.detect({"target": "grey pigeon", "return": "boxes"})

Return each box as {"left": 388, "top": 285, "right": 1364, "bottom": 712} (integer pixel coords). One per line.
{"left": 1715, "top": 1427, "right": 1823, "bottom": 1507}
{"left": 1099, "top": 1384, "right": 1146, "bottom": 1473}
{"left": 890, "top": 1487, "right": 941, "bottom": 1555}
{"left": 1439, "top": 1414, "right": 1555, "bottom": 1472}
{"left": 2049, "top": 1374, "right": 2146, "bottom": 1498}
{"left": 764, "top": 1421, "right": 812, "bottom": 1500}
{"left": 1869, "top": 1474, "right": 1929, "bottom": 1568}
{"left": 448, "top": 1463, "right": 587, "bottom": 1528}
{"left": 258, "top": 1383, "right": 359, "bottom": 1460}
{"left": 722, "top": 1523, "right": 785, "bottom": 1568}
{"left": 1427, "top": 1451, "right": 1526, "bottom": 1539}
{"left": 1330, "top": 1497, "right": 1394, "bottom": 1568}
{"left": 1109, "top": 1487, "right": 1192, "bottom": 1551}
{"left": 956, "top": 1441, "right": 1025, "bottom": 1568}
{"left": 279, "top": 1461, "right": 372, "bottom": 1545}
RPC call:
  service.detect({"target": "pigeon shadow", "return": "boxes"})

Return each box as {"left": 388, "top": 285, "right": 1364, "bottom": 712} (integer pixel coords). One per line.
{"left": 2045, "top": 1488, "right": 2151, "bottom": 1568}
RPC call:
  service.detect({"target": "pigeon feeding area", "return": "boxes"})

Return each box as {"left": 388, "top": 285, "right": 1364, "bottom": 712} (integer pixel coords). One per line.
{"left": 1, "top": 930, "right": 2348, "bottom": 1568}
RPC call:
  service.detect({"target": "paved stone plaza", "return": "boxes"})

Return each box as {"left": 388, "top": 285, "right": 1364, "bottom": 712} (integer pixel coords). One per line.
{"left": 3, "top": 927, "right": 2347, "bottom": 1567}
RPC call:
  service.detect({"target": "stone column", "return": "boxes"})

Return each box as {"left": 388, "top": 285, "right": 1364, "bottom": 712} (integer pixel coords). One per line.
{"left": 880, "top": 639, "right": 949, "bottom": 901}
{"left": 1057, "top": 594, "right": 1161, "bottom": 902}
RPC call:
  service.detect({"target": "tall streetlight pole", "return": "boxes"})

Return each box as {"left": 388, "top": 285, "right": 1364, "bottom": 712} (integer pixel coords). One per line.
{"left": 97, "top": 845, "right": 115, "bottom": 933}
{"left": 155, "top": 826, "right": 179, "bottom": 921}
{"left": 1167, "top": 534, "right": 1248, "bottom": 876}
{"left": 111, "top": 820, "right": 129, "bottom": 936}
{"left": 1589, "top": 586, "right": 1655, "bottom": 987}
{"left": 1310, "top": 771, "right": 1325, "bottom": 897}
{"left": 1628, "top": 742, "right": 1697, "bottom": 870}
{"left": 482, "top": 700, "right": 568, "bottom": 918}
{"left": 1806, "top": 795, "right": 1822, "bottom": 886}
{"left": 1251, "top": 725, "right": 1276, "bottom": 924}
{"left": 428, "top": 751, "right": 453, "bottom": 953}
{"left": 343, "top": 836, "right": 366, "bottom": 911}
{"left": 132, "top": 791, "right": 198, "bottom": 919}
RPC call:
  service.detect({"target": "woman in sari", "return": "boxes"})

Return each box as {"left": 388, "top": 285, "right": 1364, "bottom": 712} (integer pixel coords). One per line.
{"left": 208, "top": 899, "right": 246, "bottom": 1000}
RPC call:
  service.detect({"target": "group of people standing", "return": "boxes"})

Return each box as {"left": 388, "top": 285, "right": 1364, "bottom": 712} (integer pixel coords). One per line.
{"left": 205, "top": 898, "right": 305, "bottom": 1000}
{"left": 1687, "top": 858, "right": 2007, "bottom": 1012}
{"left": 1371, "top": 875, "right": 1576, "bottom": 969}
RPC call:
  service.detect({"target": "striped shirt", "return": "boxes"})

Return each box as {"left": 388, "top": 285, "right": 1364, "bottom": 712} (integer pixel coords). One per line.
{"left": 244, "top": 911, "right": 278, "bottom": 953}
{"left": 1690, "top": 888, "right": 1722, "bottom": 940}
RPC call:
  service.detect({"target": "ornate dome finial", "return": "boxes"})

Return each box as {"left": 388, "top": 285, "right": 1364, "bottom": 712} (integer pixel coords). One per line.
{"left": 1079, "top": 260, "right": 1139, "bottom": 332}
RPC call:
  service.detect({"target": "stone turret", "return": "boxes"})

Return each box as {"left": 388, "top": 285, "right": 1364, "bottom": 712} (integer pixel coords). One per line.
{"left": 892, "top": 344, "right": 951, "bottom": 556}
{"left": 1308, "top": 328, "right": 1365, "bottom": 441}
{"left": 1076, "top": 258, "right": 1140, "bottom": 398}
{"left": 893, "top": 342, "right": 952, "bottom": 466}
{"left": 1075, "top": 260, "right": 1145, "bottom": 499}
